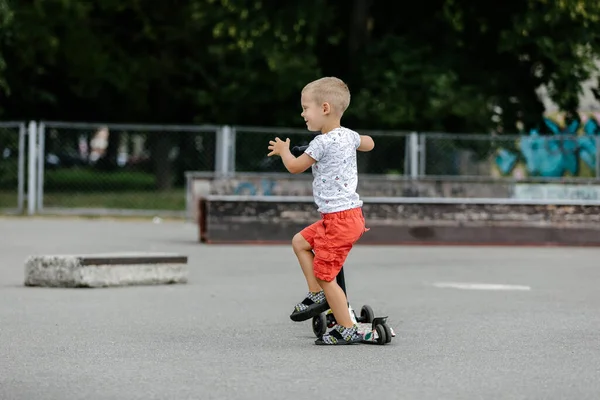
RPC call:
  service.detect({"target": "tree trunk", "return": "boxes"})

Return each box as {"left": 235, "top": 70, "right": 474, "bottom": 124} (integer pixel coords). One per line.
{"left": 96, "top": 130, "right": 120, "bottom": 171}
{"left": 348, "top": 0, "right": 370, "bottom": 71}
{"left": 150, "top": 133, "right": 172, "bottom": 191}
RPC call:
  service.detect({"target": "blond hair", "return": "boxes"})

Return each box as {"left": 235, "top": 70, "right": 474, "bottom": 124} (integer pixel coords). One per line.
{"left": 302, "top": 77, "right": 351, "bottom": 115}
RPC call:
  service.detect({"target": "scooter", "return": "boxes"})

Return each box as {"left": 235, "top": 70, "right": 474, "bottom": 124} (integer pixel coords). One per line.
{"left": 311, "top": 266, "right": 395, "bottom": 345}
{"left": 291, "top": 143, "right": 395, "bottom": 345}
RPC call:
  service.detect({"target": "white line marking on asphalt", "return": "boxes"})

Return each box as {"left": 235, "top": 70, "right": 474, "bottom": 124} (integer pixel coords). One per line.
{"left": 433, "top": 282, "right": 532, "bottom": 291}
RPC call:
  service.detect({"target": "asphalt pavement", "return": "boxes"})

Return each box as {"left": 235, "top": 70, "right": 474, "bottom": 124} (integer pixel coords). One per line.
{"left": 1, "top": 216, "right": 599, "bottom": 400}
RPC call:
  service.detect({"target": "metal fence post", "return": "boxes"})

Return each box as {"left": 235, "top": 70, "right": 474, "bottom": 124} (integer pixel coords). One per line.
{"left": 27, "top": 121, "right": 37, "bottom": 215}
{"left": 215, "top": 125, "right": 236, "bottom": 177}
{"left": 596, "top": 136, "right": 600, "bottom": 178}
{"left": 403, "top": 135, "right": 409, "bottom": 177}
{"left": 419, "top": 133, "right": 426, "bottom": 176}
{"left": 215, "top": 126, "right": 224, "bottom": 176}
{"left": 228, "top": 126, "right": 236, "bottom": 175}
{"left": 17, "top": 123, "right": 26, "bottom": 214}
{"left": 37, "top": 122, "right": 45, "bottom": 212}
{"left": 215, "top": 125, "right": 233, "bottom": 177}
{"left": 409, "top": 131, "right": 419, "bottom": 179}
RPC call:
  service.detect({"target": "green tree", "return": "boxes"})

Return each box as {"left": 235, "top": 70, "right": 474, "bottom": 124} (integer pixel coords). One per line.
{"left": 2, "top": 0, "right": 600, "bottom": 136}
{"left": 436, "top": 0, "right": 600, "bottom": 132}
{"left": 0, "top": 0, "right": 13, "bottom": 111}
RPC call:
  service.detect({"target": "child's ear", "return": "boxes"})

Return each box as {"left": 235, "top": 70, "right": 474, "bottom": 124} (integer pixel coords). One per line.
{"left": 322, "top": 102, "right": 331, "bottom": 114}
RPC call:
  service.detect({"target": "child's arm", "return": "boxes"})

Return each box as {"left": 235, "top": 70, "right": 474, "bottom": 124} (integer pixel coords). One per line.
{"left": 280, "top": 151, "right": 316, "bottom": 174}
{"left": 268, "top": 137, "right": 317, "bottom": 174}
{"left": 357, "top": 135, "right": 375, "bottom": 152}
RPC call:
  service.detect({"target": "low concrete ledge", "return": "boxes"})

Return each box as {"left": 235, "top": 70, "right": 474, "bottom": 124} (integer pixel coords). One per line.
{"left": 24, "top": 252, "right": 189, "bottom": 288}
{"left": 197, "top": 196, "right": 600, "bottom": 246}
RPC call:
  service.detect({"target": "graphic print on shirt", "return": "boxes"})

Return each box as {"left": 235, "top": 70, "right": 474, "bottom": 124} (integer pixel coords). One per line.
{"left": 304, "top": 127, "right": 363, "bottom": 213}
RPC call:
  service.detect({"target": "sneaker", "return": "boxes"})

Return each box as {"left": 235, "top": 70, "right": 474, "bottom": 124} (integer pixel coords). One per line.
{"left": 289, "top": 291, "right": 329, "bottom": 322}
{"left": 314, "top": 324, "right": 362, "bottom": 345}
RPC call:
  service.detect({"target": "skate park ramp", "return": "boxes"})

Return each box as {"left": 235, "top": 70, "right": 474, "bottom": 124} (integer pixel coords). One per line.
{"left": 1, "top": 217, "right": 599, "bottom": 400}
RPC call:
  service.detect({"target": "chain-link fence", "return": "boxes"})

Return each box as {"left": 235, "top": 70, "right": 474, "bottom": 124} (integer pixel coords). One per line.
{"left": 232, "top": 126, "right": 411, "bottom": 175}
{"left": 421, "top": 133, "right": 600, "bottom": 180}
{"left": 0, "top": 122, "right": 27, "bottom": 213}
{"left": 10, "top": 119, "right": 600, "bottom": 218}
{"left": 233, "top": 126, "right": 315, "bottom": 173}
{"left": 357, "top": 131, "right": 411, "bottom": 175}
{"left": 37, "top": 122, "right": 220, "bottom": 215}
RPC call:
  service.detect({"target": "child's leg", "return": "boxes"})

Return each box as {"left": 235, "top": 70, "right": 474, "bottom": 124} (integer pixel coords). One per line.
{"left": 314, "top": 273, "right": 361, "bottom": 345}
{"left": 288, "top": 222, "right": 330, "bottom": 322}
{"left": 316, "top": 277, "right": 353, "bottom": 327}
{"left": 313, "top": 257, "right": 362, "bottom": 345}
{"left": 312, "top": 208, "right": 366, "bottom": 345}
{"left": 292, "top": 233, "right": 321, "bottom": 293}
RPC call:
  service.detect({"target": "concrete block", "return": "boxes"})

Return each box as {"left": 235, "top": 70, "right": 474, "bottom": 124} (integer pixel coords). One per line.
{"left": 24, "top": 252, "right": 188, "bottom": 288}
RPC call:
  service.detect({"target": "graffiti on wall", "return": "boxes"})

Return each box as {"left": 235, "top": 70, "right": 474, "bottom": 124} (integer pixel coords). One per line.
{"left": 495, "top": 112, "right": 600, "bottom": 178}
{"left": 234, "top": 178, "right": 277, "bottom": 196}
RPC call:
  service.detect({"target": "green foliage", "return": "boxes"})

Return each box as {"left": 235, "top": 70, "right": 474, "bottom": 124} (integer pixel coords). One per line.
{"left": 0, "top": 125, "right": 20, "bottom": 189}
{"left": 440, "top": 0, "right": 600, "bottom": 131}
{"left": 0, "top": 0, "right": 13, "bottom": 105}
{"left": 1, "top": 0, "right": 599, "bottom": 134}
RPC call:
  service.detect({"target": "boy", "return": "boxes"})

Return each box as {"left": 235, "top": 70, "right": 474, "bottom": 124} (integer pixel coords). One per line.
{"left": 267, "top": 76, "right": 375, "bottom": 345}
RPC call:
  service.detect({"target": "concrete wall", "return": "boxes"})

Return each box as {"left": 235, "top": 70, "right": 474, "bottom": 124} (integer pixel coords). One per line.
{"left": 187, "top": 173, "right": 517, "bottom": 221}
{"left": 198, "top": 198, "right": 600, "bottom": 246}
{"left": 205, "top": 175, "right": 514, "bottom": 197}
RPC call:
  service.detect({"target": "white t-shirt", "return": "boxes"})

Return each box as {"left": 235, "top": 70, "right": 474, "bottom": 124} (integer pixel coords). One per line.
{"left": 304, "top": 127, "right": 363, "bottom": 213}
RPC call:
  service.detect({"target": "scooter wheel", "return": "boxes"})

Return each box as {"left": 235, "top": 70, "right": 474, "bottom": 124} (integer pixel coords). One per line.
{"left": 382, "top": 323, "right": 393, "bottom": 343}
{"left": 312, "top": 314, "right": 327, "bottom": 337}
{"left": 375, "top": 324, "right": 387, "bottom": 345}
{"left": 359, "top": 305, "right": 375, "bottom": 324}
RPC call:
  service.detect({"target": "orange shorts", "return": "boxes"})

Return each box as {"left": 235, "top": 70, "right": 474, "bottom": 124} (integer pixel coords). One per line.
{"left": 300, "top": 207, "right": 367, "bottom": 282}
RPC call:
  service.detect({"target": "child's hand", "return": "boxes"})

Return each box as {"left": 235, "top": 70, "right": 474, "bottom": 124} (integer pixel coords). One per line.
{"left": 267, "top": 137, "right": 290, "bottom": 157}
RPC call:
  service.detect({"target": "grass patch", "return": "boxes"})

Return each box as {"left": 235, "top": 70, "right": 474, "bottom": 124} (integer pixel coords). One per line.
{"left": 42, "top": 190, "right": 186, "bottom": 210}
{"left": 45, "top": 168, "right": 157, "bottom": 191}
{"left": 1, "top": 169, "right": 187, "bottom": 212}
{"left": 0, "top": 190, "right": 185, "bottom": 211}
{"left": 0, "top": 191, "right": 18, "bottom": 209}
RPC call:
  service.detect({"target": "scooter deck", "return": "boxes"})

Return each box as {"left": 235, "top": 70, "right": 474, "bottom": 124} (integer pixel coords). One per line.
{"left": 319, "top": 307, "right": 396, "bottom": 344}
{"left": 357, "top": 322, "right": 396, "bottom": 343}
{"left": 314, "top": 323, "right": 395, "bottom": 345}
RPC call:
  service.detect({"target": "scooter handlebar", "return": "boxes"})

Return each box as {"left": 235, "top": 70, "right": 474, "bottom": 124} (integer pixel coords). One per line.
{"left": 291, "top": 145, "right": 309, "bottom": 157}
